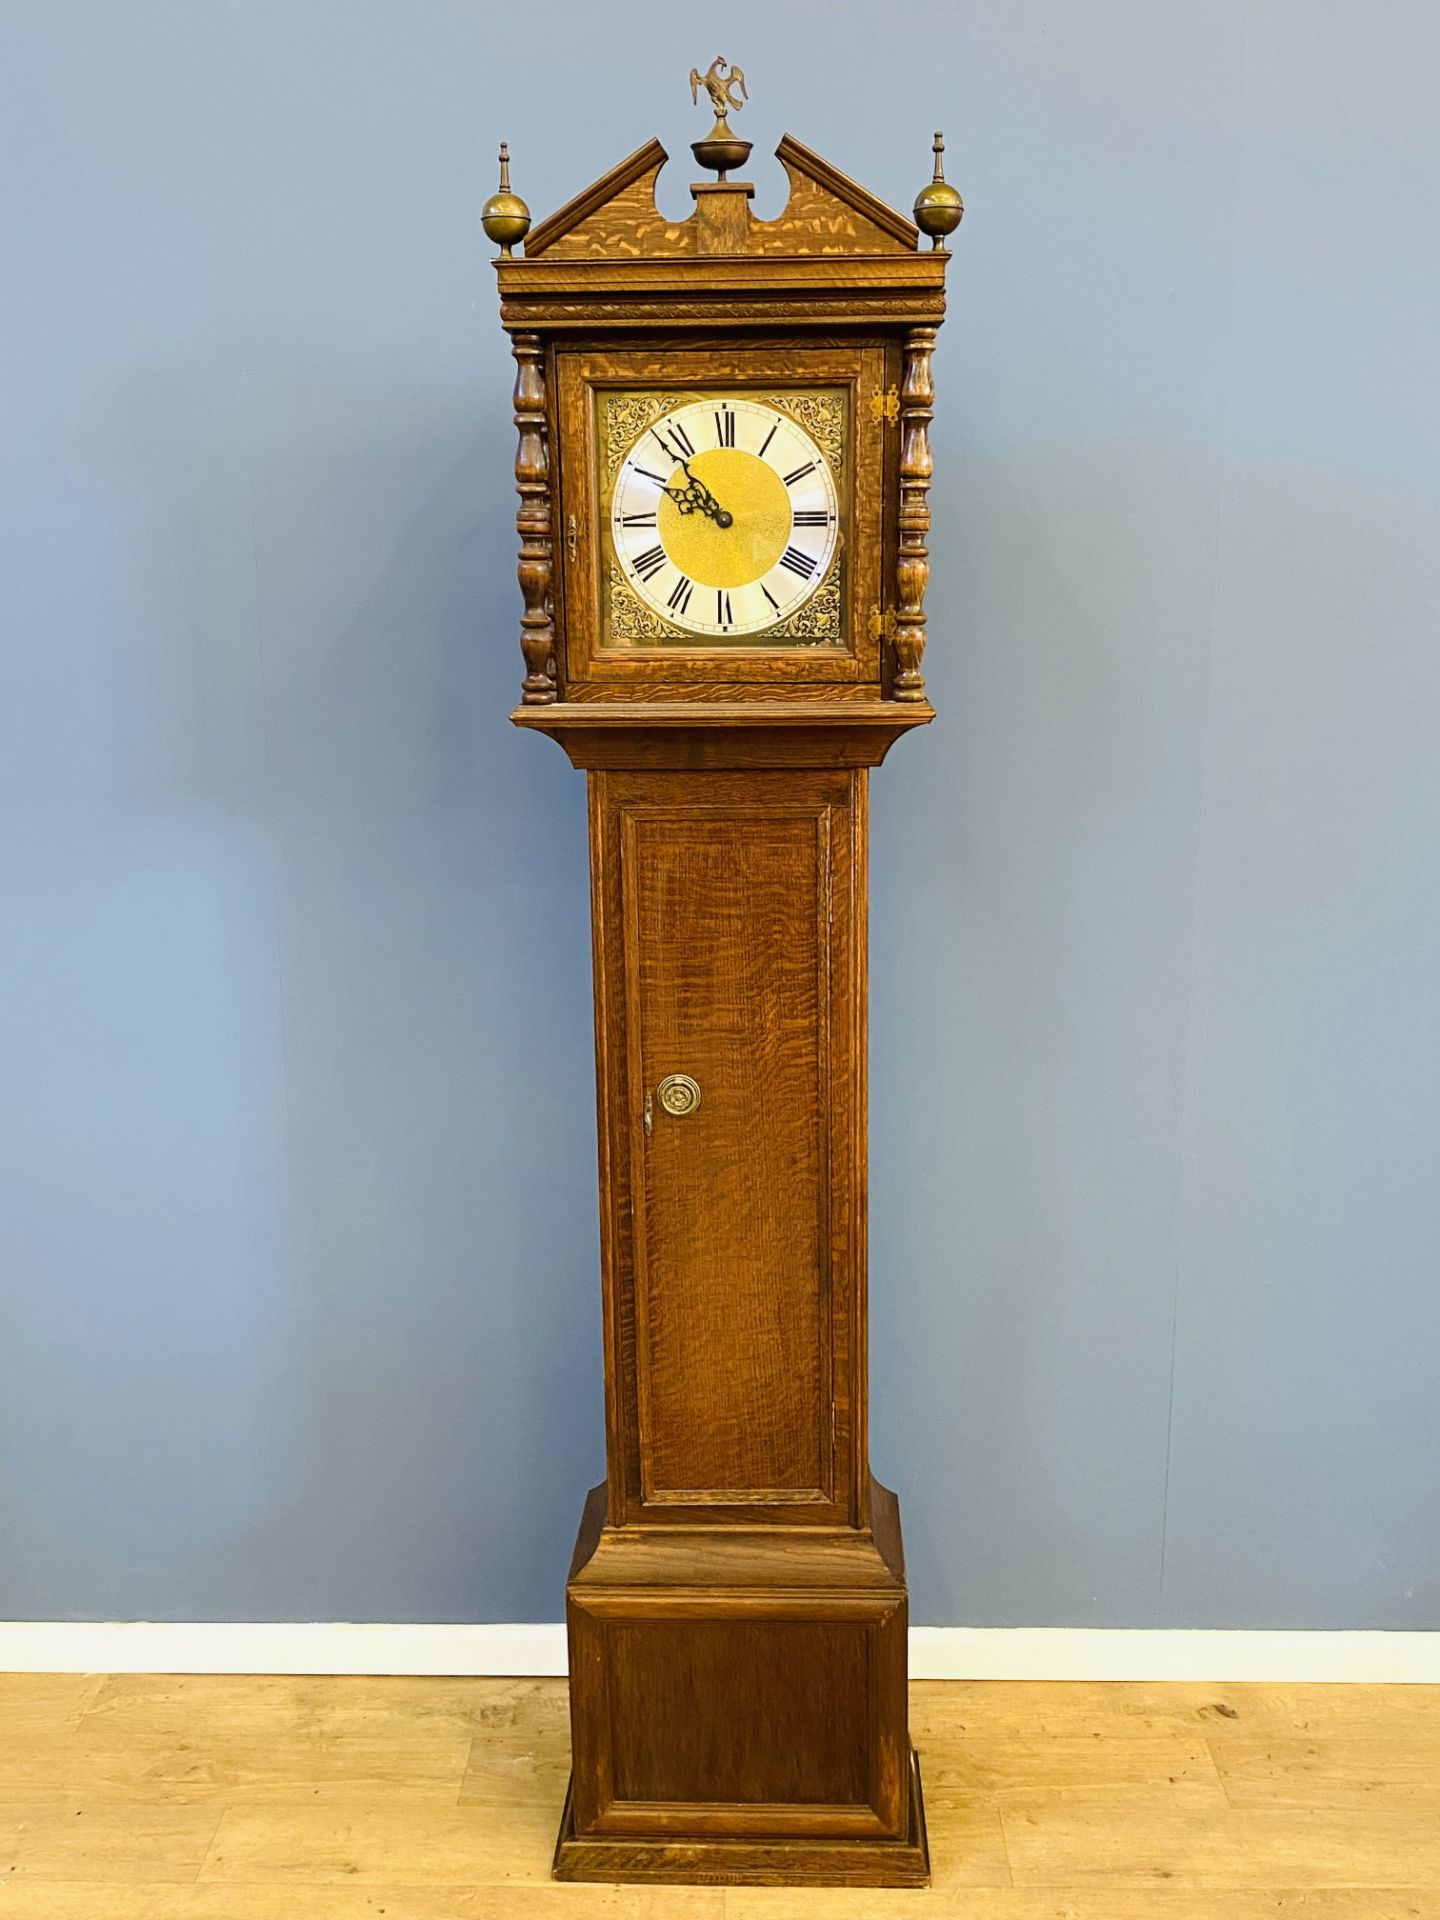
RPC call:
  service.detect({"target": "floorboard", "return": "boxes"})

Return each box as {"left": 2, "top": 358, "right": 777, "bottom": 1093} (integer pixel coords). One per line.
{"left": 0, "top": 1673, "right": 1434, "bottom": 1918}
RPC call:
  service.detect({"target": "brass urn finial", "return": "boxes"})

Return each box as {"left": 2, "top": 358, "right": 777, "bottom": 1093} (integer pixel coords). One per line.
{"left": 689, "top": 57, "right": 752, "bottom": 181}
{"left": 913, "top": 131, "right": 964, "bottom": 250}
{"left": 482, "top": 141, "right": 531, "bottom": 257}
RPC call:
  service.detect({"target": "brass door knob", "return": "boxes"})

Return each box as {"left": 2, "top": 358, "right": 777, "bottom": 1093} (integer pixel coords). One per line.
{"left": 655, "top": 1073, "right": 701, "bottom": 1118}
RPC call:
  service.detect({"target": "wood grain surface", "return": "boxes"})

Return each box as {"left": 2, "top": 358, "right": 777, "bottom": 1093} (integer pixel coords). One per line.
{"left": 590, "top": 767, "right": 866, "bottom": 1530}
{"left": 521, "top": 135, "right": 918, "bottom": 263}
{"left": 625, "top": 804, "right": 832, "bottom": 1505}
{"left": 2, "top": 1674, "right": 1439, "bottom": 1916}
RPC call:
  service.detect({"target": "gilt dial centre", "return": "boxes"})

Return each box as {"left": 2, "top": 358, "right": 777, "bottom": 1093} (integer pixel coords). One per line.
{"left": 656, "top": 450, "right": 791, "bottom": 590}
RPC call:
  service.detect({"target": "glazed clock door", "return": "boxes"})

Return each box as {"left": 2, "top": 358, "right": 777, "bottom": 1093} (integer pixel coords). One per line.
{"left": 598, "top": 766, "right": 864, "bottom": 1529}
{"left": 554, "top": 343, "right": 893, "bottom": 696}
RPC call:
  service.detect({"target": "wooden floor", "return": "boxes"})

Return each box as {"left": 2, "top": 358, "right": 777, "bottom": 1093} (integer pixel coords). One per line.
{"left": 1, "top": 1674, "right": 1439, "bottom": 1916}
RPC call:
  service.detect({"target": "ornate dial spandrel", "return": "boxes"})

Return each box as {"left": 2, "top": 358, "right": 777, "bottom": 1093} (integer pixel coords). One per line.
{"left": 767, "top": 573, "right": 841, "bottom": 645}
{"left": 608, "top": 564, "right": 677, "bottom": 644}
{"left": 768, "top": 392, "right": 844, "bottom": 476}
{"left": 603, "top": 392, "right": 690, "bottom": 483}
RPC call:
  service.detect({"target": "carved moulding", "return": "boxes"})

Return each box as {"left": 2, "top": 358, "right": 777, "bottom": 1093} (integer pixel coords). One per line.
{"left": 500, "top": 291, "right": 946, "bottom": 335}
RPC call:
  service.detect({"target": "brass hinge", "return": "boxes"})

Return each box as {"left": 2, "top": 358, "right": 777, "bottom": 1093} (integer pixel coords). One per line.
{"left": 869, "top": 605, "right": 897, "bottom": 643}
{"left": 870, "top": 385, "right": 900, "bottom": 426}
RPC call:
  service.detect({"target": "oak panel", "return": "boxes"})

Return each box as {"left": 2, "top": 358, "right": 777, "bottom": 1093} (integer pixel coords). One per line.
{"left": 608, "top": 1622, "right": 870, "bottom": 1810}
{"left": 624, "top": 805, "right": 832, "bottom": 1504}
{"left": 568, "top": 1593, "right": 907, "bottom": 1841}
{"left": 592, "top": 767, "right": 862, "bottom": 1529}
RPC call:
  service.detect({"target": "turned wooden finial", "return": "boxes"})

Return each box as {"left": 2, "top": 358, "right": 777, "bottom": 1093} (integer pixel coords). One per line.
{"left": 913, "top": 131, "right": 963, "bottom": 250}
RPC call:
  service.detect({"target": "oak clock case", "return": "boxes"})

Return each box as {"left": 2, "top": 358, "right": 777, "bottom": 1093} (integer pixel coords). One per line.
{"left": 487, "top": 82, "right": 959, "bottom": 1889}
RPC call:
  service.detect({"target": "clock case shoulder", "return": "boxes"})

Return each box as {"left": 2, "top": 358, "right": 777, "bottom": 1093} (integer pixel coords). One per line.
{"left": 511, "top": 699, "right": 934, "bottom": 770}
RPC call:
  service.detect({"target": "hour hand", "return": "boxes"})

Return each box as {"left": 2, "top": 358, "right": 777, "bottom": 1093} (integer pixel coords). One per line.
{"left": 663, "top": 460, "right": 733, "bottom": 529}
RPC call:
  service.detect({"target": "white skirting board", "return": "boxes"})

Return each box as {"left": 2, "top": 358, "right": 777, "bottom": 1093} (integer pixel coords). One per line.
{"left": 1, "top": 1622, "right": 1437, "bottom": 1682}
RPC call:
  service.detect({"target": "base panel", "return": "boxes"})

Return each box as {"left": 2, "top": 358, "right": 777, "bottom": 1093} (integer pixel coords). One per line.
{"left": 552, "top": 1747, "right": 930, "bottom": 1888}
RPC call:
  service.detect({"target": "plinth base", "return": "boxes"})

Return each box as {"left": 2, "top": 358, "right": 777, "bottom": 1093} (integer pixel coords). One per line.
{"left": 553, "top": 1747, "right": 930, "bottom": 1888}
{"left": 554, "top": 1480, "right": 927, "bottom": 1887}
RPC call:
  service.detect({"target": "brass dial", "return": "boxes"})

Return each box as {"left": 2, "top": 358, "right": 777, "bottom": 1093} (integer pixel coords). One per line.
{"left": 609, "top": 398, "right": 840, "bottom": 639}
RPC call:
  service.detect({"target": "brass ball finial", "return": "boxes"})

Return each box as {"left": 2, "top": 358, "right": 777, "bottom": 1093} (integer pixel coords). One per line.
{"left": 914, "top": 131, "right": 963, "bottom": 250}
{"left": 689, "top": 57, "right": 752, "bottom": 181}
{"left": 482, "top": 141, "right": 530, "bottom": 257}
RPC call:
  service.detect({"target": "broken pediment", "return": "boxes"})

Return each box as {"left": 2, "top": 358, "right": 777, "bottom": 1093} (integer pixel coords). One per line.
{"left": 523, "top": 135, "right": 919, "bottom": 261}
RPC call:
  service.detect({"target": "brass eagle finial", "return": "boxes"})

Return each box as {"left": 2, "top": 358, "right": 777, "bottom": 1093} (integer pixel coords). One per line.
{"left": 689, "top": 57, "right": 748, "bottom": 125}
{"left": 688, "top": 58, "right": 751, "bottom": 182}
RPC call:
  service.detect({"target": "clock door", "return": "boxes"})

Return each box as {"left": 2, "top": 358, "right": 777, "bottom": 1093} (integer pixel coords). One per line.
{"left": 554, "top": 343, "right": 894, "bottom": 698}
{"left": 596, "top": 766, "right": 863, "bottom": 1528}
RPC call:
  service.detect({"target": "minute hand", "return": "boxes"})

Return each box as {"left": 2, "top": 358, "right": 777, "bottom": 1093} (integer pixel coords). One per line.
{"left": 662, "top": 460, "right": 733, "bottom": 530}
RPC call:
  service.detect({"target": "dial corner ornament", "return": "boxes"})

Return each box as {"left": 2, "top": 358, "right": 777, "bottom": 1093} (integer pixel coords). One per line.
{"left": 608, "top": 395, "right": 841, "bottom": 641}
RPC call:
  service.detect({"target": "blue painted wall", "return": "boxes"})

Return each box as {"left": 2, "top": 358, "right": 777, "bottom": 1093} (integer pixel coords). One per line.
{"left": 2, "top": 0, "right": 1436, "bottom": 1628}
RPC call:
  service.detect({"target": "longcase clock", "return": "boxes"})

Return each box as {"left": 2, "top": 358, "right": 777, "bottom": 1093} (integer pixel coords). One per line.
{"left": 485, "top": 66, "right": 961, "bottom": 1888}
